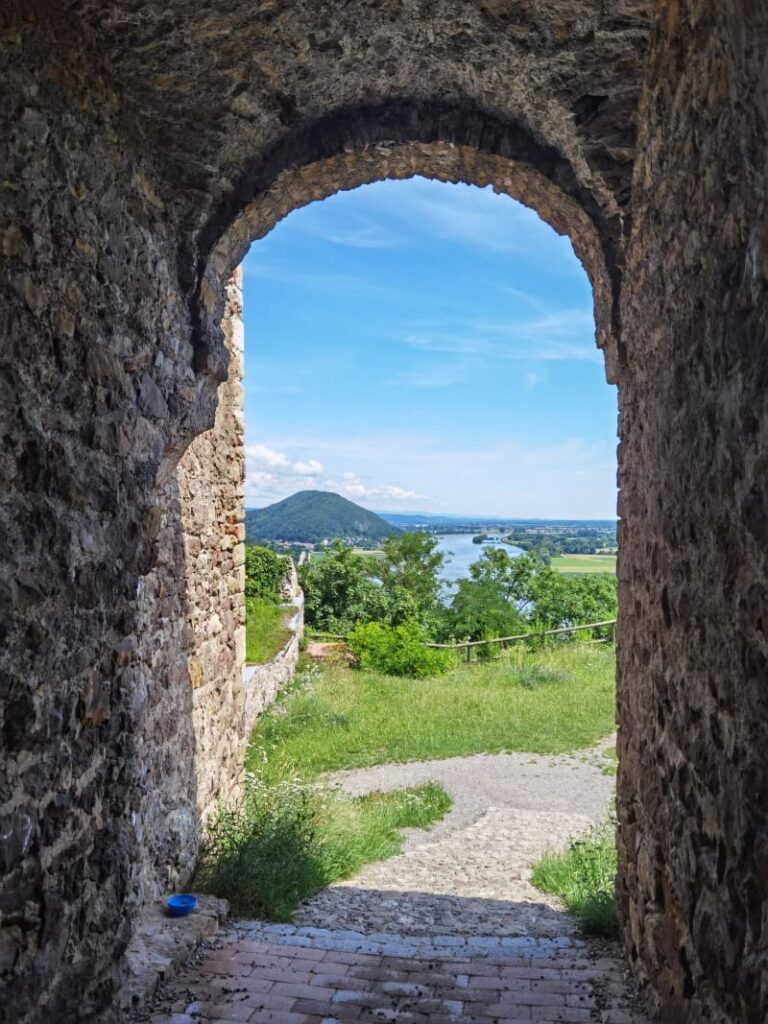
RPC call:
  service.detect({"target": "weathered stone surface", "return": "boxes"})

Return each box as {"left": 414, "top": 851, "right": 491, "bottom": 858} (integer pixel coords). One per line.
{"left": 118, "top": 894, "right": 228, "bottom": 1017}
{"left": 615, "top": 4, "right": 768, "bottom": 1023}
{"left": 1, "top": 1, "right": 767, "bottom": 1023}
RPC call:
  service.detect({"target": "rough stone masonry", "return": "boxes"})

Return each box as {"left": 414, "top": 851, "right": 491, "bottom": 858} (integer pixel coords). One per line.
{"left": 1, "top": 2, "right": 767, "bottom": 1023}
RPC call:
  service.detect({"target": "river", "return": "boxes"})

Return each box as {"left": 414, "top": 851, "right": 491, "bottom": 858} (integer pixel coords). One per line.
{"left": 434, "top": 533, "right": 524, "bottom": 591}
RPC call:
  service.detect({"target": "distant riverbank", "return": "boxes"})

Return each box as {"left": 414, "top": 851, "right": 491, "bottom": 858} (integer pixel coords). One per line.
{"left": 434, "top": 533, "right": 523, "bottom": 588}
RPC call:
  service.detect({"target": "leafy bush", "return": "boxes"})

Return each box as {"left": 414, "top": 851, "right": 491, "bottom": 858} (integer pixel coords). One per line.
{"left": 348, "top": 620, "right": 451, "bottom": 678}
{"left": 245, "top": 545, "right": 289, "bottom": 600}
{"left": 531, "top": 817, "right": 618, "bottom": 935}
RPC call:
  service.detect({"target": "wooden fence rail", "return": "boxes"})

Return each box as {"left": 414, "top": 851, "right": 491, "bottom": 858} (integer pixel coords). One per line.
{"left": 307, "top": 620, "right": 617, "bottom": 662}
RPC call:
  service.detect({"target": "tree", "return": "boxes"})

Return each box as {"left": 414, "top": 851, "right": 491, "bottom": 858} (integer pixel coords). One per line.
{"left": 449, "top": 576, "right": 526, "bottom": 641}
{"left": 298, "top": 540, "right": 385, "bottom": 632}
{"left": 376, "top": 532, "right": 445, "bottom": 626}
{"left": 245, "top": 546, "right": 289, "bottom": 600}
{"left": 529, "top": 571, "right": 617, "bottom": 631}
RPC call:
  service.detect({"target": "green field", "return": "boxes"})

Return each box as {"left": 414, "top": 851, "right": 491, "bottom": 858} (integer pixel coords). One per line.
{"left": 246, "top": 644, "right": 617, "bottom": 780}
{"left": 551, "top": 553, "right": 616, "bottom": 575}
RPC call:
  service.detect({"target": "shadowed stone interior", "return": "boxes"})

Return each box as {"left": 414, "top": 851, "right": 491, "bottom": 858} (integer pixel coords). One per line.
{"left": 1, "top": 2, "right": 767, "bottom": 1023}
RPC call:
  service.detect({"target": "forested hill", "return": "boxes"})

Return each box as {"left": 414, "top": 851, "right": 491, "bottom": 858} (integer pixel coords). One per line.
{"left": 246, "top": 490, "right": 400, "bottom": 544}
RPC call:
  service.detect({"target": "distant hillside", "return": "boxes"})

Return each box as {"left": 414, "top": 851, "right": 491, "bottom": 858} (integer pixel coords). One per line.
{"left": 246, "top": 491, "right": 400, "bottom": 544}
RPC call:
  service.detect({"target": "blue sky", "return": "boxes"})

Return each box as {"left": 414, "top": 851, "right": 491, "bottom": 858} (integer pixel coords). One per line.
{"left": 242, "top": 177, "right": 617, "bottom": 518}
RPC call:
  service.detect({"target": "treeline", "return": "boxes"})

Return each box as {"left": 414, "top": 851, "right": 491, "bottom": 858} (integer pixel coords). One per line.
{"left": 298, "top": 533, "right": 616, "bottom": 674}
{"left": 502, "top": 526, "right": 617, "bottom": 563}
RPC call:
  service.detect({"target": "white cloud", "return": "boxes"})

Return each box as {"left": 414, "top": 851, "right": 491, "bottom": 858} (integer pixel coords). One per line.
{"left": 292, "top": 459, "right": 323, "bottom": 475}
{"left": 245, "top": 443, "right": 431, "bottom": 507}
{"left": 336, "top": 477, "right": 428, "bottom": 503}
{"left": 524, "top": 371, "right": 543, "bottom": 391}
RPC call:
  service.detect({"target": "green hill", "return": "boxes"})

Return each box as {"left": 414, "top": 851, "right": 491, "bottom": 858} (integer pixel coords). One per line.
{"left": 246, "top": 490, "right": 400, "bottom": 544}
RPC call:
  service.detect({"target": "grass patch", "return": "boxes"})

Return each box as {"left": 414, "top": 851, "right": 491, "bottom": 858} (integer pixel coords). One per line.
{"left": 550, "top": 553, "right": 616, "bottom": 575}
{"left": 246, "top": 597, "right": 292, "bottom": 664}
{"left": 601, "top": 747, "right": 618, "bottom": 776}
{"left": 247, "top": 645, "right": 616, "bottom": 782}
{"left": 194, "top": 774, "right": 450, "bottom": 919}
{"left": 198, "top": 645, "right": 613, "bottom": 920}
{"left": 531, "top": 819, "right": 618, "bottom": 935}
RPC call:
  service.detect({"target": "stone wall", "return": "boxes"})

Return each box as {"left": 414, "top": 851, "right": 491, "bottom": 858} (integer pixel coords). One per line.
{"left": 180, "top": 271, "right": 247, "bottom": 827}
{"left": 2, "top": 3, "right": 768, "bottom": 1023}
{"left": 615, "top": 3, "right": 768, "bottom": 1023}
{"left": 243, "top": 564, "right": 305, "bottom": 728}
{"left": 0, "top": 17, "right": 222, "bottom": 1022}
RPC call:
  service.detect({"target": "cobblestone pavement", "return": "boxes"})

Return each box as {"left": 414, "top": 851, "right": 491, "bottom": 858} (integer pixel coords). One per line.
{"left": 145, "top": 745, "right": 648, "bottom": 1023}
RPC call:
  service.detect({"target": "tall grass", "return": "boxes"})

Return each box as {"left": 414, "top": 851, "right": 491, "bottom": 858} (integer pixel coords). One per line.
{"left": 245, "top": 597, "right": 291, "bottom": 664}
{"left": 194, "top": 772, "right": 450, "bottom": 919}
{"left": 531, "top": 818, "right": 618, "bottom": 935}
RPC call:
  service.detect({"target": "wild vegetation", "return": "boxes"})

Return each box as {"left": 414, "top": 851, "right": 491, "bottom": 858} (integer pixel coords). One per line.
{"left": 245, "top": 598, "right": 291, "bottom": 664}
{"left": 223, "top": 525, "right": 618, "bottom": 928}
{"left": 532, "top": 816, "right": 618, "bottom": 935}
{"left": 244, "top": 545, "right": 292, "bottom": 664}
{"left": 299, "top": 531, "right": 617, "bottom": 653}
{"left": 195, "top": 658, "right": 452, "bottom": 918}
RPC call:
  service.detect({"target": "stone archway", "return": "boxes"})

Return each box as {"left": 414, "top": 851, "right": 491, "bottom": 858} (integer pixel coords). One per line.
{"left": 2, "top": 4, "right": 767, "bottom": 1024}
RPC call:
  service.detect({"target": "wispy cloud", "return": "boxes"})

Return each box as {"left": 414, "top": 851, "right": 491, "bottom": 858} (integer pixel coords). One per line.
{"left": 382, "top": 309, "right": 597, "bottom": 363}
{"left": 355, "top": 178, "right": 572, "bottom": 257}
{"left": 243, "top": 259, "right": 390, "bottom": 297}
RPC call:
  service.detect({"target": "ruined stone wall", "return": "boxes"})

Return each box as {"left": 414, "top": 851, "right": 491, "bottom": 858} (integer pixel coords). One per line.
{"left": 243, "top": 566, "right": 304, "bottom": 728}
{"left": 179, "top": 271, "right": 247, "bottom": 826}
{"left": 616, "top": 3, "right": 768, "bottom": 1022}
{"left": 0, "top": 13, "right": 227, "bottom": 1023}
{"left": 4, "top": 2, "right": 768, "bottom": 1023}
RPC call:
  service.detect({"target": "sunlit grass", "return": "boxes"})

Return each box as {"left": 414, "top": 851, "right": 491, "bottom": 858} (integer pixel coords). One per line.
{"left": 550, "top": 553, "right": 616, "bottom": 575}
{"left": 532, "top": 818, "right": 618, "bottom": 935}
{"left": 194, "top": 774, "right": 450, "bottom": 920}
{"left": 245, "top": 597, "right": 292, "bottom": 664}
{"left": 246, "top": 644, "right": 616, "bottom": 782}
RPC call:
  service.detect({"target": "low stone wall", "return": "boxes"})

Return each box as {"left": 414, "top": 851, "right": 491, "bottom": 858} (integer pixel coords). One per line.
{"left": 243, "top": 564, "right": 304, "bottom": 732}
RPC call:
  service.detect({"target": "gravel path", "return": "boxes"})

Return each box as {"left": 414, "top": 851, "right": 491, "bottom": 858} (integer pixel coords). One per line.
{"left": 296, "top": 739, "right": 617, "bottom": 938}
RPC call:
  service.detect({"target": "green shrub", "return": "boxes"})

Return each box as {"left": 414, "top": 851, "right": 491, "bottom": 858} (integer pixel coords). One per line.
{"left": 531, "top": 818, "right": 618, "bottom": 935}
{"left": 348, "top": 620, "right": 451, "bottom": 678}
{"left": 245, "top": 546, "right": 289, "bottom": 600}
